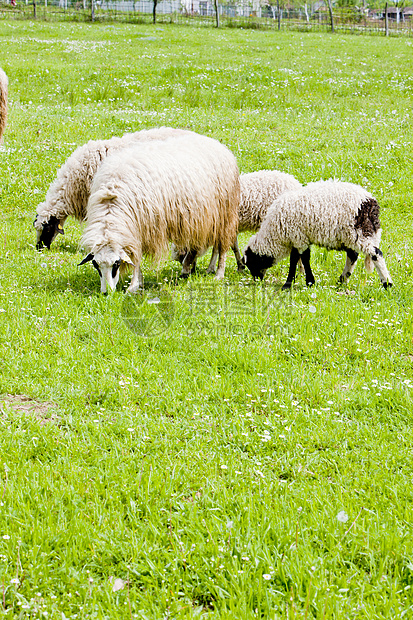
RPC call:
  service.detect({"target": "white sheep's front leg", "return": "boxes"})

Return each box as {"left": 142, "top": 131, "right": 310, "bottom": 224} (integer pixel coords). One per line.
{"left": 206, "top": 247, "right": 219, "bottom": 274}
{"left": 127, "top": 264, "right": 144, "bottom": 294}
{"left": 215, "top": 252, "right": 227, "bottom": 280}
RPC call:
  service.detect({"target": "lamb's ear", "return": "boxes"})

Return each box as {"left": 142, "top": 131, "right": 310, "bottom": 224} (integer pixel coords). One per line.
{"left": 57, "top": 222, "right": 64, "bottom": 235}
{"left": 120, "top": 250, "right": 133, "bottom": 265}
{"left": 78, "top": 253, "right": 94, "bottom": 266}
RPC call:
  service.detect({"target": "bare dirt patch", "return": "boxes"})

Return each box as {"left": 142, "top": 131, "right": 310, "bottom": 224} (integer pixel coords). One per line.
{"left": 0, "top": 394, "right": 59, "bottom": 425}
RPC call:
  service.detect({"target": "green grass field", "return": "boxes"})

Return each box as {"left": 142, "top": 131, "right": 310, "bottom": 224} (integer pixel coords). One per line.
{"left": 0, "top": 20, "right": 413, "bottom": 619}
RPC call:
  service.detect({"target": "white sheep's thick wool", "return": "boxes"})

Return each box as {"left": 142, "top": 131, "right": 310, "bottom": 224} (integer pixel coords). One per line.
{"left": 173, "top": 168, "right": 302, "bottom": 273}
{"left": 0, "top": 67, "right": 8, "bottom": 143}
{"left": 34, "top": 127, "right": 190, "bottom": 249}
{"left": 81, "top": 133, "right": 240, "bottom": 292}
{"left": 245, "top": 180, "right": 392, "bottom": 289}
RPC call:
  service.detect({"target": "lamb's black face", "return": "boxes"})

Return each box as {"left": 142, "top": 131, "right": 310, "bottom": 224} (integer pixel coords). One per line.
{"left": 244, "top": 247, "right": 275, "bottom": 281}
{"left": 35, "top": 215, "right": 64, "bottom": 250}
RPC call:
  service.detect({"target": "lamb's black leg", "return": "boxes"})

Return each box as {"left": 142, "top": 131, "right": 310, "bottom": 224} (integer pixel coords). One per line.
{"left": 339, "top": 248, "right": 359, "bottom": 283}
{"left": 282, "top": 247, "right": 301, "bottom": 290}
{"left": 300, "top": 247, "right": 315, "bottom": 287}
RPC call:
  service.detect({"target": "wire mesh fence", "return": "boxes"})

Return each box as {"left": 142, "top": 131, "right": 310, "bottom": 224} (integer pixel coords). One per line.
{"left": 1, "top": 0, "right": 413, "bottom": 36}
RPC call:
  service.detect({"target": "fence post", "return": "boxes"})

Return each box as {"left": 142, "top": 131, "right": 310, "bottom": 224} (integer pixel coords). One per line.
{"left": 326, "top": 0, "right": 334, "bottom": 32}
{"left": 385, "top": 1, "right": 389, "bottom": 35}
{"left": 213, "top": 0, "right": 219, "bottom": 27}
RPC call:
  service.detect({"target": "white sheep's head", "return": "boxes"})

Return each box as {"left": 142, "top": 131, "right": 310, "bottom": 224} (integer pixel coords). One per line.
{"left": 79, "top": 248, "right": 133, "bottom": 294}
{"left": 34, "top": 212, "right": 65, "bottom": 250}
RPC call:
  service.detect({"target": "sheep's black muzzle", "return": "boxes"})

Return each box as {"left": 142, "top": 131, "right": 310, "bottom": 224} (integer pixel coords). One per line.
{"left": 244, "top": 247, "right": 274, "bottom": 281}
{"left": 35, "top": 216, "right": 64, "bottom": 251}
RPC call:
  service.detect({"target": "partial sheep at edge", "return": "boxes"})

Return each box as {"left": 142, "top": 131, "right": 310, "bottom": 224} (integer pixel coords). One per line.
{"left": 0, "top": 67, "right": 8, "bottom": 144}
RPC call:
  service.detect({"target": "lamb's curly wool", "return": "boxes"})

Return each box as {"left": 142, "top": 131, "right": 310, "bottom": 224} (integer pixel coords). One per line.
{"left": 0, "top": 67, "right": 8, "bottom": 143}
{"left": 81, "top": 133, "right": 239, "bottom": 292}
{"left": 245, "top": 180, "right": 392, "bottom": 288}
{"left": 34, "top": 127, "right": 188, "bottom": 248}
{"left": 172, "top": 169, "right": 302, "bottom": 271}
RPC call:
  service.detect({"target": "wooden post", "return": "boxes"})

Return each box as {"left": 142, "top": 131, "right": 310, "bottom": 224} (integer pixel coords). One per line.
{"left": 326, "top": 0, "right": 334, "bottom": 32}
{"left": 213, "top": 0, "right": 219, "bottom": 27}
{"left": 385, "top": 1, "right": 389, "bottom": 35}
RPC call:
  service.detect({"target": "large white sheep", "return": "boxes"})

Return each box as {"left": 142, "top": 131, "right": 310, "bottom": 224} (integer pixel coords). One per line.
{"left": 80, "top": 133, "right": 240, "bottom": 292}
{"left": 172, "top": 169, "right": 302, "bottom": 272}
{"left": 0, "top": 67, "right": 8, "bottom": 143}
{"left": 34, "top": 127, "right": 189, "bottom": 250}
{"left": 244, "top": 180, "right": 393, "bottom": 289}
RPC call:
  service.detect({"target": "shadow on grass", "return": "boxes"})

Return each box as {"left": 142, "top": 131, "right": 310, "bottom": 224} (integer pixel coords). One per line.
{"left": 32, "top": 270, "right": 185, "bottom": 297}
{"left": 53, "top": 241, "right": 81, "bottom": 255}
{"left": 32, "top": 272, "right": 103, "bottom": 297}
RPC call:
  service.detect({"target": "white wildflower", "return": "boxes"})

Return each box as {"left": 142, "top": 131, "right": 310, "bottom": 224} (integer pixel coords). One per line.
{"left": 112, "top": 578, "right": 126, "bottom": 592}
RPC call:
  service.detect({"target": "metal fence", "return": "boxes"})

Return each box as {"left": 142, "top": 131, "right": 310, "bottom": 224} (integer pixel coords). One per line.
{"left": 1, "top": 0, "right": 413, "bottom": 36}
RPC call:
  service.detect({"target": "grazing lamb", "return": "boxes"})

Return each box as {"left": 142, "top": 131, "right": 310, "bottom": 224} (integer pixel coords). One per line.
{"left": 34, "top": 127, "right": 189, "bottom": 250}
{"left": 0, "top": 67, "right": 8, "bottom": 143}
{"left": 80, "top": 134, "right": 240, "bottom": 292}
{"left": 172, "top": 169, "right": 302, "bottom": 272}
{"left": 244, "top": 180, "right": 393, "bottom": 289}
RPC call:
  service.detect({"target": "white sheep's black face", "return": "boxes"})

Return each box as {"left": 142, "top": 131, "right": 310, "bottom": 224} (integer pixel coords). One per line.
{"left": 34, "top": 214, "right": 65, "bottom": 250}
{"left": 79, "top": 249, "right": 128, "bottom": 293}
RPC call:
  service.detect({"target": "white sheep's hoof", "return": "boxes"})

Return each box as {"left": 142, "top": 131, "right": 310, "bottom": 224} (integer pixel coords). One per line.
{"left": 126, "top": 285, "right": 144, "bottom": 295}
{"left": 206, "top": 267, "right": 216, "bottom": 275}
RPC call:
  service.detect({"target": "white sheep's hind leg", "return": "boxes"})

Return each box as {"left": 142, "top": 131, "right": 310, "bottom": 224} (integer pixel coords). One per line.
{"left": 181, "top": 249, "right": 198, "bottom": 278}
{"left": 366, "top": 246, "right": 393, "bottom": 288}
{"left": 127, "top": 264, "right": 144, "bottom": 294}
{"left": 232, "top": 238, "right": 245, "bottom": 271}
{"left": 215, "top": 252, "right": 227, "bottom": 280}
{"left": 339, "top": 248, "right": 359, "bottom": 283}
{"left": 206, "top": 247, "right": 219, "bottom": 274}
